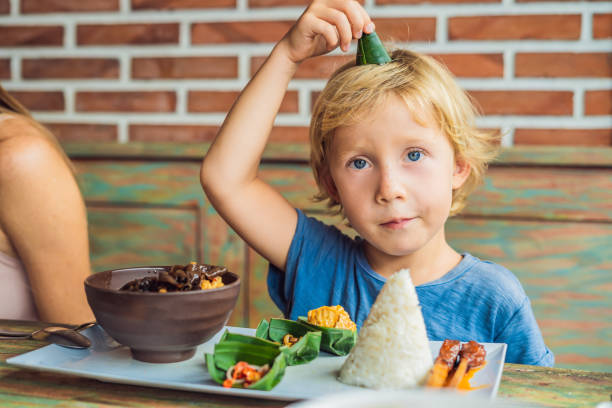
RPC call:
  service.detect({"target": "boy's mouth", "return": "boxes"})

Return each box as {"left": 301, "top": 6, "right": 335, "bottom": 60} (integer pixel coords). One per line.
{"left": 380, "top": 217, "right": 414, "bottom": 230}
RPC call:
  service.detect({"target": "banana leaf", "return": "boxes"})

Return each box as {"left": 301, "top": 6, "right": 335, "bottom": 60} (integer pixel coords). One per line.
{"left": 297, "top": 316, "right": 357, "bottom": 356}
{"left": 256, "top": 318, "right": 322, "bottom": 365}
{"left": 356, "top": 31, "right": 391, "bottom": 66}
{"left": 205, "top": 330, "right": 287, "bottom": 391}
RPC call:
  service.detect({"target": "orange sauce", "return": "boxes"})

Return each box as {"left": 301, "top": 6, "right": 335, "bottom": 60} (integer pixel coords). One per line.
{"left": 457, "top": 362, "right": 489, "bottom": 391}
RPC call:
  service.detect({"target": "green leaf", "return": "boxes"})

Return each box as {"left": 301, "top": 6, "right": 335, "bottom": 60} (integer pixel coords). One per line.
{"left": 356, "top": 31, "right": 391, "bottom": 66}
{"left": 255, "top": 318, "right": 270, "bottom": 339}
{"left": 298, "top": 316, "right": 357, "bottom": 356}
{"left": 246, "top": 352, "right": 287, "bottom": 391}
{"left": 256, "top": 318, "right": 322, "bottom": 366}
{"left": 205, "top": 331, "right": 287, "bottom": 391}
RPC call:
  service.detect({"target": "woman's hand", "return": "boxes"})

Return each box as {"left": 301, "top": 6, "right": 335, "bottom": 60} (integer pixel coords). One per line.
{"left": 280, "top": 0, "right": 375, "bottom": 64}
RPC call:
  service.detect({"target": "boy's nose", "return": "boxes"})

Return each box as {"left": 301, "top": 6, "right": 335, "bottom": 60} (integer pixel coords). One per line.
{"left": 375, "top": 166, "right": 406, "bottom": 204}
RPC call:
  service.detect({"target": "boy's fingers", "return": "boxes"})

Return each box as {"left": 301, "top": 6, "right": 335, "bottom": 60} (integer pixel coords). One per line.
{"left": 359, "top": 9, "right": 375, "bottom": 34}
{"left": 328, "top": 0, "right": 370, "bottom": 38}
{"left": 316, "top": 8, "right": 353, "bottom": 51}
{"left": 310, "top": 17, "right": 341, "bottom": 51}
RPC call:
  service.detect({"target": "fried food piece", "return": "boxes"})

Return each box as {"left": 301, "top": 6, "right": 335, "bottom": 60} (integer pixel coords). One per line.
{"left": 427, "top": 339, "right": 461, "bottom": 387}
{"left": 307, "top": 305, "right": 356, "bottom": 331}
{"left": 446, "top": 340, "right": 486, "bottom": 388}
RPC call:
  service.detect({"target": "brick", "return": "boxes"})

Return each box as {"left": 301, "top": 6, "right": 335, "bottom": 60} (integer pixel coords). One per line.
{"left": 130, "top": 124, "right": 218, "bottom": 142}
{"left": 21, "top": 0, "right": 118, "bottom": 13}
{"left": 132, "top": 0, "right": 235, "bottom": 8}
{"left": 132, "top": 57, "right": 238, "bottom": 79}
{"left": 517, "top": 0, "right": 608, "bottom": 2}
{"left": 431, "top": 53, "right": 503, "bottom": 78}
{"left": 192, "top": 21, "right": 293, "bottom": 44}
{"left": 8, "top": 91, "right": 64, "bottom": 111}
{"left": 188, "top": 90, "right": 298, "bottom": 113}
{"left": 585, "top": 90, "right": 612, "bottom": 116}
{"left": 248, "top": 0, "right": 316, "bottom": 5}
{"left": 516, "top": 53, "right": 611, "bottom": 78}
{"left": 192, "top": 17, "right": 433, "bottom": 44}
{"left": 311, "top": 91, "right": 321, "bottom": 112}
{"left": 514, "top": 129, "right": 612, "bottom": 146}
{"left": 449, "top": 15, "right": 581, "bottom": 40}
{"left": 593, "top": 14, "right": 612, "bottom": 39}
{"left": 468, "top": 90, "right": 573, "bottom": 115}
{"left": 252, "top": 55, "right": 352, "bottom": 79}
{"left": 378, "top": 0, "right": 498, "bottom": 3}
{"left": 0, "top": 26, "right": 63, "bottom": 47}
{"left": 77, "top": 23, "right": 179, "bottom": 45}
{"left": 76, "top": 91, "right": 176, "bottom": 113}
{"left": 130, "top": 124, "right": 308, "bottom": 142}
{"left": 0, "top": 59, "right": 9, "bottom": 79}
{"left": 254, "top": 52, "right": 501, "bottom": 79}
{"left": 0, "top": 0, "right": 9, "bottom": 13}
{"left": 22, "top": 58, "right": 119, "bottom": 79}
{"left": 373, "top": 17, "right": 435, "bottom": 42}
{"left": 44, "top": 123, "right": 118, "bottom": 142}
{"left": 249, "top": 0, "right": 363, "bottom": 6}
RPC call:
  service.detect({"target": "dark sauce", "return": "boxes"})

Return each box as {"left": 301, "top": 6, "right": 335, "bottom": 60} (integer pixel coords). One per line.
{"left": 119, "top": 263, "right": 227, "bottom": 292}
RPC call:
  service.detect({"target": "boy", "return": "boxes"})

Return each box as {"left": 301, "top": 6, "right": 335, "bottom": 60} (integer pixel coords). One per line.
{"left": 200, "top": 0, "right": 553, "bottom": 366}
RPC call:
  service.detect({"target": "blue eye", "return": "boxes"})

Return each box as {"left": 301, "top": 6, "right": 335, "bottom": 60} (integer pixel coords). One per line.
{"left": 349, "top": 158, "right": 368, "bottom": 170}
{"left": 406, "top": 151, "right": 422, "bottom": 162}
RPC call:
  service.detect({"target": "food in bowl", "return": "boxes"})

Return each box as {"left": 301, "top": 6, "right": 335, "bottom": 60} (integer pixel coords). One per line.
{"left": 84, "top": 263, "right": 240, "bottom": 363}
{"left": 119, "top": 262, "right": 225, "bottom": 292}
{"left": 338, "top": 269, "right": 432, "bottom": 389}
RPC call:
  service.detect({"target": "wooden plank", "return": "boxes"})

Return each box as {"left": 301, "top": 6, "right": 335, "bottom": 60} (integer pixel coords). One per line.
{"left": 76, "top": 160, "right": 612, "bottom": 222}
{"left": 200, "top": 203, "right": 247, "bottom": 327}
{"left": 499, "top": 363, "right": 612, "bottom": 407}
{"left": 446, "top": 217, "right": 612, "bottom": 372}
{"left": 75, "top": 161, "right": 205, "bottom": 207}
{"left": 3, "top": 322, "right": 610, "bottom": 408}
{"left": 248, "top": 247, "right": 283, "bottom": 328}
{"left": 63, "top": 142, "right": 612, "bottom": 167}
{"left": 88, "top": 206, "right": 199, "bottom": 272}
{"left": 464, "top": 166, "right": 612, "bottom": 222}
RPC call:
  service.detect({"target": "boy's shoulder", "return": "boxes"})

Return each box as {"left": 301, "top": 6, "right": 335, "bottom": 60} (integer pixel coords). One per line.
{"left": 439, "top": 253, "right": 527, "bottom": 309}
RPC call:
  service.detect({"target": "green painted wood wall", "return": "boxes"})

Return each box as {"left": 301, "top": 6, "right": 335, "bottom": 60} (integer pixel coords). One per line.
{"left": 65, "top": 142, "right": 612, "bottom": 373}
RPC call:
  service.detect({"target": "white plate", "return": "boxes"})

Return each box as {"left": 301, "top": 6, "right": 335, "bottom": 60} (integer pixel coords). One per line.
{"left": 7, "top": 325, "right": 506, "bottom": 402}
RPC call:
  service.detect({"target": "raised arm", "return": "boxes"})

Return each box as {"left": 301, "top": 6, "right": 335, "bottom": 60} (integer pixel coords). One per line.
{"left": 201, "top": 0, "right": 373, "bottom": 271}
{"left": 0, "top": 115, "right": 94, "bottom": 324}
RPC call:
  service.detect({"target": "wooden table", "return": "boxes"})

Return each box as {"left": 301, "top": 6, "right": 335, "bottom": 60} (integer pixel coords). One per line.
{"left": 1, "top": 320, "right": 610, "bottom": 408}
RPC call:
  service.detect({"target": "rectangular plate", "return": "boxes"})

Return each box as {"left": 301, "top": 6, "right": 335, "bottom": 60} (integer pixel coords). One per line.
{"left": 7, "top": 326, "right": 506, "bottom": 401}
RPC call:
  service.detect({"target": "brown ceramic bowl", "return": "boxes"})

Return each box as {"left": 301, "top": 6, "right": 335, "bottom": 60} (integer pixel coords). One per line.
{"left": 84, "top": 265, "right": 240, "bottom": 363}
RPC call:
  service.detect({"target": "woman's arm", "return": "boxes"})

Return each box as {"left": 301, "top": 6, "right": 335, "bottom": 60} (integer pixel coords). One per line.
{"left": 0, "top": 115, "right": 94, "bottom": 324}
{"left": 201, "top": 0, "right": 373, "bottom": 271}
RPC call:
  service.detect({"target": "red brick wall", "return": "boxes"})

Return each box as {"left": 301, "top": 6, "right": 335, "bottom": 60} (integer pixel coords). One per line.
{"left": 1, "top": 0, "right": 610, "bottom": 146}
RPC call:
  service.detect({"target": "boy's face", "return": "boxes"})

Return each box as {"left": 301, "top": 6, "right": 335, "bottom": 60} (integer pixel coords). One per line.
{"left": 326, "top": 93, "right": 469, "bottom": 261}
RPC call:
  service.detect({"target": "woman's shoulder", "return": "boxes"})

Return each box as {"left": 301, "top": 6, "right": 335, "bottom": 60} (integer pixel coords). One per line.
{"left": 0, "top": 113, "right": 64, "bottom": 181}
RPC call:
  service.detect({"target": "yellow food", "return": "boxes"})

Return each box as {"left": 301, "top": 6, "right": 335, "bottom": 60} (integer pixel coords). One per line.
{"left": 200, "top": 276, "right": 224, "bottom": 290}
{"left": 282, "top": 333, "right": 299, "bottom": 347}
{"left": 307, "top": 305, "right": 356, "bottom": 331}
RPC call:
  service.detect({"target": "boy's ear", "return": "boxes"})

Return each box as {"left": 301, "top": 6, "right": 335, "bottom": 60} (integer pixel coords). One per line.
{"left": 321, "top": 167, "right": 340, "bottom": 203}
{"left": 452, "top": 156, "right": 471, "bottom": 190}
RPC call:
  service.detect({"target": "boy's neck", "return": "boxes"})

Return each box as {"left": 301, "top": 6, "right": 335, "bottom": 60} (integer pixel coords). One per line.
{"left": 363, "top": 233, "right": 462, "bottom": 285}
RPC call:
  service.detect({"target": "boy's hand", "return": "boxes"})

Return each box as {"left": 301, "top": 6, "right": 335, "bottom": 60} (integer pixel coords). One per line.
{"left": 280, "top": 0, "right": 375, "bottom": 64}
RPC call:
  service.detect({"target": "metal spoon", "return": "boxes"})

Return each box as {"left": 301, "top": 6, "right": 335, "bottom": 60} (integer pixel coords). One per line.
{"left": 0, "top": 325, "right": 92, "bottom": 349}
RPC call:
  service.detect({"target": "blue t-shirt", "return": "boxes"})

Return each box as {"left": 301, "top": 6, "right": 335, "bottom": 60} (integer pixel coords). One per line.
{"left": 268, "top": 209, "right": 554, "bottom": 367}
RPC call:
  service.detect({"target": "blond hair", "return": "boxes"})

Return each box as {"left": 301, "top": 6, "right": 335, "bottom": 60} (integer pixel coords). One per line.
{"left": 310, "top": 49, "right": 500, "bottom": 216}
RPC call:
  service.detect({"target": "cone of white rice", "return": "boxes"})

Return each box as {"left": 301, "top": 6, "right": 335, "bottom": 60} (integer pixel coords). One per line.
{"left": 338, "top": 269, "right": 432, "bottom": 389}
